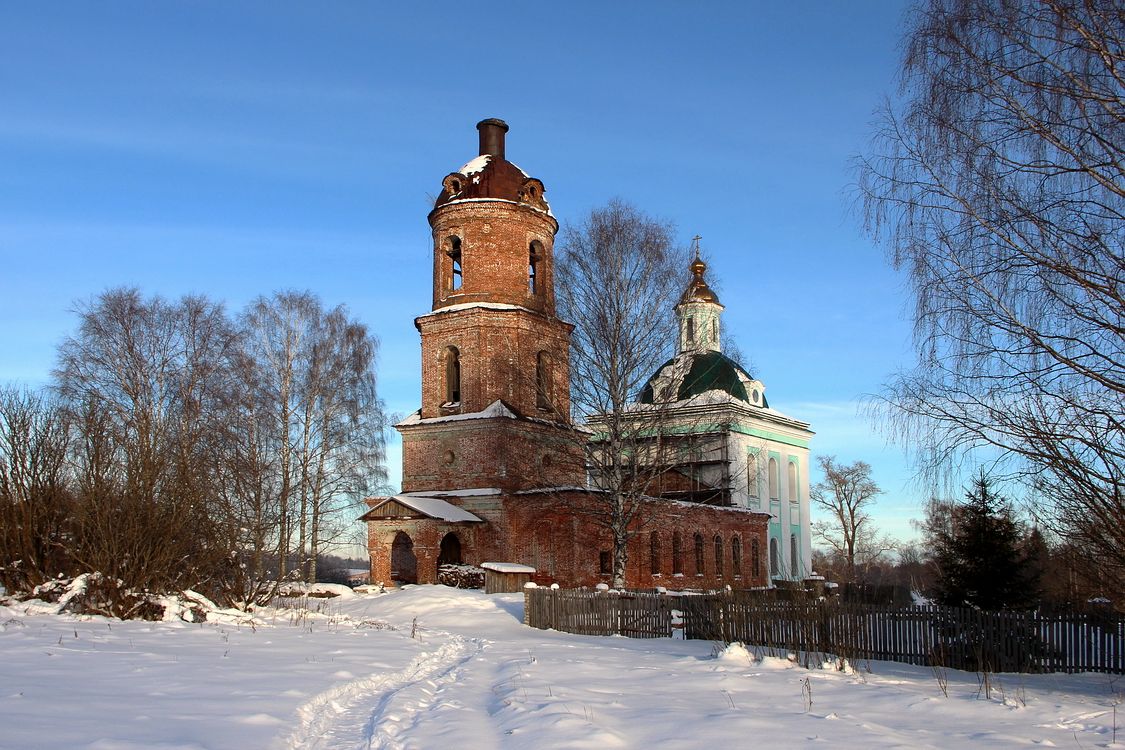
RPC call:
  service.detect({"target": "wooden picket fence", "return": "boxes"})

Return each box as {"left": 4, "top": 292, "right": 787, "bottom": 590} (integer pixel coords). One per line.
{"left": 523, "top": 587, "right": 1125, "bottom": 674}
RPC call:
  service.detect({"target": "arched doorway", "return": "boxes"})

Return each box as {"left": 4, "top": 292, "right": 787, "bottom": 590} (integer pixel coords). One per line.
{"left": 438, "top": 532, "right": 462, "bottom": 569}
{"left": 391, "top": 531, "right": 417, "bottom": 584}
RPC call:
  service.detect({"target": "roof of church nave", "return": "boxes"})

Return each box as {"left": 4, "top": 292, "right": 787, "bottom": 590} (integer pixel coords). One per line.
{"left": 638, "top": 350, "right": 765, "bottom": 407}
{"left": 432, "top": 118, "right": 551, "bottom": 214}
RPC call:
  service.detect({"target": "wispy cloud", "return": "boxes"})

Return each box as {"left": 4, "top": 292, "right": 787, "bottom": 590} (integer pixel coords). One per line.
{"left": 0, "top": 113, "right": 367, "bottom": 181}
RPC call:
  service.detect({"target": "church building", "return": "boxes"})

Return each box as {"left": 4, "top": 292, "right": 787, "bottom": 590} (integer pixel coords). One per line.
{"left": 362, "top": 119, "right": 812, "bottom": 589}
{"left": 630, "top": 250, "right": 815, "bottom": 579}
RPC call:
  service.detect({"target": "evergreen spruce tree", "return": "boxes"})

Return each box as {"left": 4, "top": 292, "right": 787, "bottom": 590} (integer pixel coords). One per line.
{"left": 932, "top": 472, "right": 1037, "bottom": 610}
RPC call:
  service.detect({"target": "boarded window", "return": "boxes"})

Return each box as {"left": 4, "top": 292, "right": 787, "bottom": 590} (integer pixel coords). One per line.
{"left": 694, "top": 533, "right": 704, "bottom": 575}
{"left": 747, "top": 455, "right": 759, "bottom": 498}
{"left": 650, "top": 532, "right": 660, "bottom": 575}
{"left": 536, "top": 351, "right": 551, "bottom": 410}
{"left": 732, "top": 536, "right": 742, "bottom": 577}
{"left": 751, "top": 539, "right": 761, "bottom": 578}
{"left": 790, "top": 534, "right": 799, "bottom": 577}
{"left": 714, "top": 535, "right": 724, "bottom": 577}
{"left": 672, "top": 531, "right": 683, "bottom": 574}
{"left": 769, "top": 538, "right": 779, "bottom": 577}
{"left": 444, "top": 346, "right": 461, "bottom": 404}
{"left": 768, "top": 458, "right": 779, "bottom": 500}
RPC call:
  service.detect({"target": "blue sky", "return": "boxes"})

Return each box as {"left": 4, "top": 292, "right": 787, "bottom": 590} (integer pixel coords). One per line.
{"left": 0, "top": 2, "right": 930, "bottom": 542}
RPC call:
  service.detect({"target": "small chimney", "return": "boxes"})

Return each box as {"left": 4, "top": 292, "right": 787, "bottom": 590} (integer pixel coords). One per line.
{"left": 477, "top": 118, "right": 509, "bottom": 159}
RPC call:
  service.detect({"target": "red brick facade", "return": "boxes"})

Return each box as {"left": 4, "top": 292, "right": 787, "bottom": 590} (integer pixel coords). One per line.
{"left": 398, "top": 415, "right": 585, "bottom": 494}
{"left": 366, "top": 493, "right": 771, "bottom": 590}
{"left": 417, "top": 306, "right": 572, "bottom": 422}
{"left": 366, "top": 119, "right": 771, "bottom": 591}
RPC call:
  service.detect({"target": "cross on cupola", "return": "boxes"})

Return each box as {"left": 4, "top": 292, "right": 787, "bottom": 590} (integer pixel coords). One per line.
{"left": 676, "top": 236, "right": 724, "bottom": 353}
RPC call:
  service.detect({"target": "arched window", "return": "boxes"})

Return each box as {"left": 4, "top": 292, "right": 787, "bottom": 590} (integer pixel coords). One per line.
{"left": 747, "top": 455, "right": 759, "bottom": 499}
{"left": 444, "top": 346, "right": 461, "bottom": 404}
{"left": 768, "top": 457, "right": 779, "bottom": 500}
{"left": 672, "top": 531, "right": 683, "bottom": 574}
{"left": 788, "top": 461, "right": 798, "bottom": 502}
{"left": 446, "top": 236, "right": 463, "bottom": 291}
{"left": 528, "top": 241, "right": 543, "bottom": 295}
{"left": 693, "top": 533, "right": 704, "bottom": 575}
{"left": 714, "top": 535, "right": 724, "bottom": 577}
{"left": 769, "top": 538, "right": 779, "bottom": 577}
{"left": 790, "top": 534, "right": 799, "bottom": 577}
{"left": 750, "top": 539, "right": 761, "bottom": 578}
{"left": 650, "top": 532, "right": 660, "bottom": 575}
{"left": 732, "top": 536, "right": 742, "bottom": 577}
{"left": 535, "top": 351, "right": 551, "bottom": 410}
{"left": 686, "top": 317, "right": 695, "bottom": 343}
{"left": 711, "top": 319, "right": 717, "bottom": 343}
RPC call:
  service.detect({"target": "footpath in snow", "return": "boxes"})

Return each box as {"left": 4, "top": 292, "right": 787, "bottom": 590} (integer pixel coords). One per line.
{"left": 1, "top": 585, "right": 1123, "bottom": 749}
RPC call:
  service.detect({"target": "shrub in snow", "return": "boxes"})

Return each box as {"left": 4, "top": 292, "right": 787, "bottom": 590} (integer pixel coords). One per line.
{"left": 437, "top": 564, "right": 485, "bottom": 589}
{"left": 714, "top": 641, "right": 754, "bottom": 665}
{"left": 277, "top": 583, "right": 356, "bottom": 599}
{"left": 26, "top": 574, "right": 164, "bottom": 620}
{"left": 14, "top": 574, "right": 273, "bottom": 623}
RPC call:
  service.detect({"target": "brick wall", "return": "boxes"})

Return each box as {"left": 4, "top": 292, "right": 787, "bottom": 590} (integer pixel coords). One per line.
{"left": 367, "top": 490, "right": 771, "bottom": 591}
{"left": 416, "top": 307, "right": 572, "bottom": 420}
{"left": 429, "top": 200, "right": 559, "bottom": 314}
{"left": 399, "top": 415, "right": 586, "bottom": 493}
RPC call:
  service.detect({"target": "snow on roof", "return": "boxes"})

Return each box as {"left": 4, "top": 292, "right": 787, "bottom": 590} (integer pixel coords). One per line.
{"left": 513, "top": 486, "right": 594, "bottom": 495}
{"left": 459, "top": 155, "right": 491, "bottom": 175}
{"left": 396, "top": 400, "right": 518, "bottom": 427}
{"left": 417, "top": 301, "right": 538, "bottom": 319}
{"left": 659, "top": 497, "right": 771, "bottom": 517}
{"left": 456, "top": 155, "right": 530, "bottom": 179}
{"left": 614, "top": 390, "right": 812, "bottom": 430}
{"left": 480, "top": 562, "right": 536, "bottom": 574}
{"left": 402, "top": 487, "right": 501, "bottom": 498}
{"left": 375, "top": 495, "right": 484, "bottom": 523}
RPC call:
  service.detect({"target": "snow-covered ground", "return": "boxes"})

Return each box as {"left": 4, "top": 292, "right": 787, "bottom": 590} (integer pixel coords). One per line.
{"left": 2, "top": 585, "right": 1123, "bottom": 749}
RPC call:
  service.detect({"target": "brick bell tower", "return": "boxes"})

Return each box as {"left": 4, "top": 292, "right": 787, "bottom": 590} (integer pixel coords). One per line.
{"left": 397, "top": 119, "right": 584, "bottom": 493}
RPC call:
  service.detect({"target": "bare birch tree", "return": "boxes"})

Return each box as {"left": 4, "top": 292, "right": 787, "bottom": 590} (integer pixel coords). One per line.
{"left": 54, "top": 289, "right": 240, "bottom": 594}
{"left": 810, "top": 456, "right": 891, "bottom": 582}
{"left": 240, "top": 292, "right": 386, "bottom": 583}
{"left": 0, "top": 287, "right": 386, "bottom": 605}
{"left": 857, "top": 0, "right": 1125, "bottom": 594}
{"left": 0, "top": 387, "right": 72, "bottom": 591}
{"left": 555, "top": 199, "right": 688, "bottom": 588}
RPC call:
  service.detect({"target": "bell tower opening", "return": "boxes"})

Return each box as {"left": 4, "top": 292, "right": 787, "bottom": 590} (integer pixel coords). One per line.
{"left": 529, "top": 240, "right": 543, "bottom": 295}
{"left": 447, "top": 236, "right": 463, "bottom": 291}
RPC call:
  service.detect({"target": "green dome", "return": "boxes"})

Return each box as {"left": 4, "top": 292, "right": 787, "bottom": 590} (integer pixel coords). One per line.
{"left": 638, "top": 351, "right": 765, "bottom": 406}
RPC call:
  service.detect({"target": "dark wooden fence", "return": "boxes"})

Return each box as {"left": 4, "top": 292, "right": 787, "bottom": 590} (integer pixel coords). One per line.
{"left": 523, "top": 587, "right": 1125, "bottom": 674}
